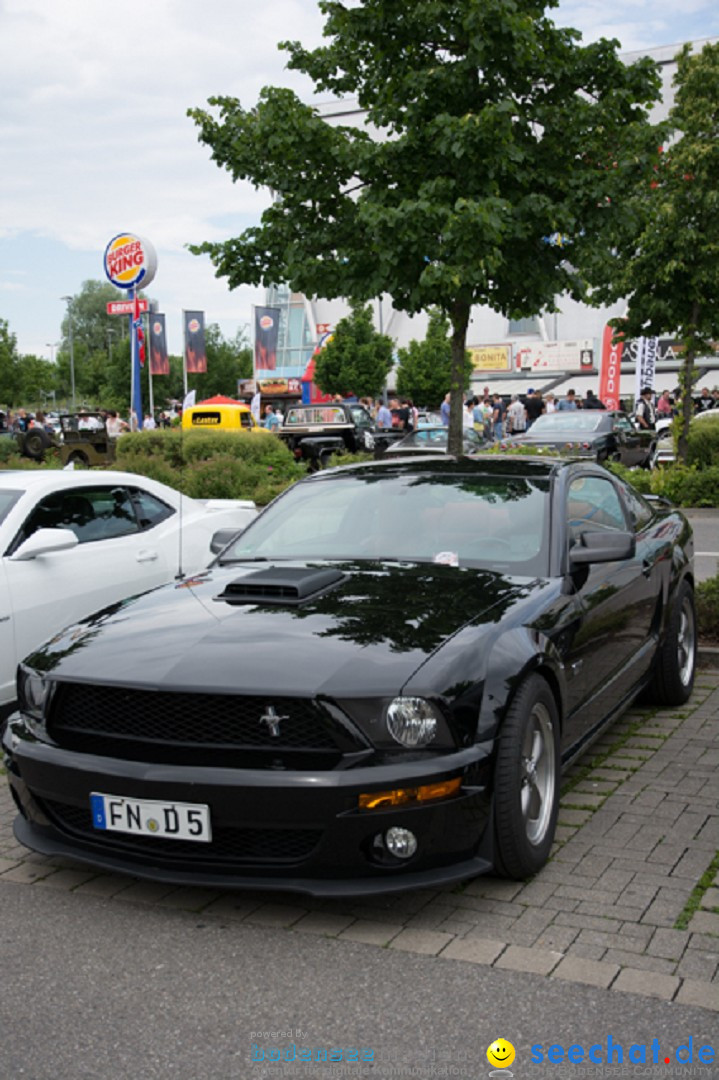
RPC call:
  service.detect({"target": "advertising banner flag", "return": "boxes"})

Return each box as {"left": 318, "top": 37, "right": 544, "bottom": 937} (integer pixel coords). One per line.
{"left": 638, "top": 336, "right": 658, "bottom": 392}
{"left": 149, "top": 314, "right": 170, "bottom": 376}
{"left": 599, "top": 325, "right": 623, "bottom": 410}
{"left": 254, "top": 306, "right": 281, "bottom": 372}
{"left": 184, "top": 311, "right": 207, "bottom": 373}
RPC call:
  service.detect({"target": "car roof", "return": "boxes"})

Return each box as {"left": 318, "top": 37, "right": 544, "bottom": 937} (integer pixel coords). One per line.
{"left": 314, "top": 453, "right": 566, "bottom": 481}
{"left": 0, "top": 470, "right": 175, "bottom": 493}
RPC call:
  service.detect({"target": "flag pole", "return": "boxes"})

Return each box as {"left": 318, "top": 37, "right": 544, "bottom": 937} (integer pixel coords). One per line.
{"left": 182, "top": 309, "right": 188, "bottom": 399}
{"left": 129, "top": 292, "right": 136, "bottom": 429}
{"left": 147, "top": 310, "right": 154, "bottom": 417}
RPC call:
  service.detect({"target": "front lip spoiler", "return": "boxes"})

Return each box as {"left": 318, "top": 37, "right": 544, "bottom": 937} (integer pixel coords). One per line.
{"left": 13, "top": 817, "right": 492, "bottom": 898}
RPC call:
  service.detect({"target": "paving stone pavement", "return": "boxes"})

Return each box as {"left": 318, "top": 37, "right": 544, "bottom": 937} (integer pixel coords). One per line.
{"left": 1, "top": 674, "right": 717, "bottom": 1012}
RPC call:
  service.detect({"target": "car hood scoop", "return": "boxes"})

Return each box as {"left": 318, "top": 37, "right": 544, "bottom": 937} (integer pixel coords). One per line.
{"left": 215, "top": 565, "right": 347, "bottom": 606}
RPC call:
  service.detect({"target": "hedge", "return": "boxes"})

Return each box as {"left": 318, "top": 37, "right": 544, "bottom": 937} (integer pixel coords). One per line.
{"left": 113, "top": 430, "right": 306, "bottom": 505}
{"left": 606, "top": 461, "right": 719, "bottom": 508}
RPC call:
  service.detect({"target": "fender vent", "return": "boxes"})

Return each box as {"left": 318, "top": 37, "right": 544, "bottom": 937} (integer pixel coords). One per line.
{"left": 216, "top": 566, "right": 346, "bottom": 606}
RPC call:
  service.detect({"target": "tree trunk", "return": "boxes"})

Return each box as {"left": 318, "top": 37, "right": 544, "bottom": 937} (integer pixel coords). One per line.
{"left": 677, "top": 350, "right": 695, "bottom": 465}
{"left": 448, "top": 300, "right": 470, "bottom": 456}
{"left": 677, "top": 305, "right": 700, "bottom": 466}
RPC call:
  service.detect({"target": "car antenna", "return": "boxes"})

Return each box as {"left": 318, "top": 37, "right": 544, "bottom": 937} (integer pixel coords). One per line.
{"left": 176, "top": 399, "right": 186, "bottom": 580}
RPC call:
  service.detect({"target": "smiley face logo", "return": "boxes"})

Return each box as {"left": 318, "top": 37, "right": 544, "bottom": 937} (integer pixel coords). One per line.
{"left": 487, "top": 1039, "right": 515, "bottom": 1069}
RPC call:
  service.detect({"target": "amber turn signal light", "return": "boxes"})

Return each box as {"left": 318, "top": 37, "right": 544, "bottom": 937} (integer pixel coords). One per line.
{"left": 359, "top": 776, "right": 462, "bottom": 810}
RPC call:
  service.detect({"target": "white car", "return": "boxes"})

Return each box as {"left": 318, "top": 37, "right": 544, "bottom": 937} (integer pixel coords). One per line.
{"left": 0, "top": 470, "right": 256, "bottom": 712}
{"left": 652, "top": 409, "right": 719, "bottom": 466}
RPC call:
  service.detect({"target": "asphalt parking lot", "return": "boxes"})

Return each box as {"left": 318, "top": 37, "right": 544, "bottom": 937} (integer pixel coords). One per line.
{"left": 1, "top": 672, "right": 717, "bottom": 1018}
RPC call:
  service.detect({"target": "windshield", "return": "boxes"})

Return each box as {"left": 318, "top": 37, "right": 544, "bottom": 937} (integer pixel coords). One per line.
{"left": 530, "top": 412, "right": 604, "bottom": 434}
{"left": 220, "top": 470, "right": 550, "bottom": 575}
{"left": 0, "top": 489, "right": 23, "bottom": 527}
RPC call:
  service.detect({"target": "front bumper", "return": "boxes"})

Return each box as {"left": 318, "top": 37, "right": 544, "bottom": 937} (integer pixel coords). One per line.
{"left": 3, "top": 718, "right": 494, "bottom": 898}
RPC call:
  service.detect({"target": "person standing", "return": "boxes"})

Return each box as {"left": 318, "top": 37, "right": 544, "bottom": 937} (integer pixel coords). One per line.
{"left": 262, "top": 404, "right": 281, "bottom": 431}
{"left": 440, "top": 393, "right": 451, "bottom": 427}
{"left": 656, "top": 390, "right": 673, "bottom": 417}
{"left": 524, "top": 388, "right": 544, "bottom": 428}
{"left": 635, "top": 387, "right": 657, "bottom": 429}
{"left": 506, "top": 395, "right": 527, "bottom": 434}
{"left": 376, "top": 400, "right": 392, "bottom": 428}
{"left": 557, "top": 389, "right": 578, "bottom": 411}
{"left": 584, "top": 389, "right": 606, "bottom": 410}
{"left": 492, "top": 393, "right": 505, "bottom": 441}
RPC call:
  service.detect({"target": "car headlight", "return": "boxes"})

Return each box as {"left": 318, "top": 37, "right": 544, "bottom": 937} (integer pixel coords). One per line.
{"left": 386, "top": 697, "right": 440, "bottom": 747}
{"left": 17, "top": 664, "right": 53, "bottom": 739}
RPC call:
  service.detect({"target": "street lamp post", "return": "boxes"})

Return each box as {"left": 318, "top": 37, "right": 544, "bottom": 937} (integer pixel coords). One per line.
{"left": 60, "top": 296, "right": 76, "bottom": 412}
{"left": 107, "top": 327, "right": 116, "bottom": 365}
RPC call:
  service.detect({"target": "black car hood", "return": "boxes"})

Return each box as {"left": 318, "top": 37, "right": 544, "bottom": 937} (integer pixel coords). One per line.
{"left": 28, "top": 561, "right": 532, "bottom": 699}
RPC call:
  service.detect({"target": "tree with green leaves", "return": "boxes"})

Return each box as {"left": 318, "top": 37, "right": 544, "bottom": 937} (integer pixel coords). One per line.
{"left": 313, "top": 301, "right": 393, "bottom": 397}
{"left": 0, "top": 319, "right": 22, "bottom": 408}
{"left": 596, "top": 41, "right": 719, "bottom": 464}
{"left": 189, "top": 0, "right": 660, "bottom": 451}
{"left": 396, "top": 309, "right": 473, "bottom": 407}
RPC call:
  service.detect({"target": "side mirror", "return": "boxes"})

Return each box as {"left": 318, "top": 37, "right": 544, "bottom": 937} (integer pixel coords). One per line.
{"left": 569, "top": 529, "right": 635, "bottom": 566}
{"left": 210, "top": 527, "right": 243, "bottom": 555}
{"left": 9, "top": 527, "right": 79, "bottom": 561}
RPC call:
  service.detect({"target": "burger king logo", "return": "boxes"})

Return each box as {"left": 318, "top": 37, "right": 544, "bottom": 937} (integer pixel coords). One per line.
{"left": 152, "top": 321, "right": 162, "bottom": 336}
{"left": 188, "top": 318, "right": 201, "bottom": 334}
{"left": 260, "top": 315, "right": 274, "bottom": 330}
{"left": 104, "top": 233, "right": 157, "bottom": 291}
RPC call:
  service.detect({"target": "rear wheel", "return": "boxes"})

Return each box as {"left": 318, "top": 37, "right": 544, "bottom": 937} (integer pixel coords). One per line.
{"left": 645, "top": 581, "right": 696, "bottom": 705}
{"left": 493, "top": 674, "right": 560, "bottom": 880}
{"left": 66, "top": 450, "right": 89, "bottom": 467}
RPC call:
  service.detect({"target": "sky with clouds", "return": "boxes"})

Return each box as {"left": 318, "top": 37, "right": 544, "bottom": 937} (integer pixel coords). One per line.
{"left": 1, "top": 0, "right": 717, "bottom": 361}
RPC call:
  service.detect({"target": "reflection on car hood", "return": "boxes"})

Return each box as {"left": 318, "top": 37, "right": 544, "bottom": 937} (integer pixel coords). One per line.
{"left": 28, "top": 561, "right": 533, "bottom": 699}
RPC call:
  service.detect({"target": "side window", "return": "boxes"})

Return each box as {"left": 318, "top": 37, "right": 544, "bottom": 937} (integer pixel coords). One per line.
{"left": 240, "top": 412, "right": 254, "bottom": 429}
{"left": 566, "top": 475, "right": 628, "bottom": 539}
{"left": 129, "top": 488, "right": 175, "bottom": 530}
{"left": 622, "top": 484, "right": 653, "bottom": 532}
{"left": 615, "top": 416, "right": 633, "bottom": 432}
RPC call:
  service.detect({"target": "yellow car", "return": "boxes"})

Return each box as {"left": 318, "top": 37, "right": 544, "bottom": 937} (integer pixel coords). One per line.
{"left": 181, "top": 401, "right": 261, "bottom": 433}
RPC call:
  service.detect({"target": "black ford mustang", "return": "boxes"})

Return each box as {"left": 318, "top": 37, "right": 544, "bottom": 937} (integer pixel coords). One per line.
{"left": 509, "top": 410, "right": 656, "bottom": 467}
{"left": 4, "top": 457, "right": 695, "bottom": 897}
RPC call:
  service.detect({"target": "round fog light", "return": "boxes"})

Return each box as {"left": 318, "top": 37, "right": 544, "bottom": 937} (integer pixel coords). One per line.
{"left": 384, "top": 827, "right": 418, "bottom": 860}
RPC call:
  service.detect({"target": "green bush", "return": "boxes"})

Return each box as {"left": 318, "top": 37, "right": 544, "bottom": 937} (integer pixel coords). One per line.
{"left": 0, "top": 435, "right": 60, "bottom": 471}
{"left": 696, "top": 573, "right": 719, "bottom": 643}
{"left": 686, "top": 414, "right": 719, "bottom": 468}
{"left": 606, "top": 461, "right": 719, "bottom": 507}
{"left": 113, "top": 429, "right": 305, "bottom": 504}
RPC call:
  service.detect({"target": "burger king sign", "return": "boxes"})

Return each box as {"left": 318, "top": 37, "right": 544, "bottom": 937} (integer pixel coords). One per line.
{"left": 104, "top": 233, "right": 157, "bottom": 291}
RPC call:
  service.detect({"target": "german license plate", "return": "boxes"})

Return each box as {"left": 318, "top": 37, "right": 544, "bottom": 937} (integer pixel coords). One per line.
{"left": 90, "top": 793, "right": 211, "bottom": 842}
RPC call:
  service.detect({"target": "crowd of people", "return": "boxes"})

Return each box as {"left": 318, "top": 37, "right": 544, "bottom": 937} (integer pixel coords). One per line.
{"left": 1, "top": 385, "right": 717, "bottom": 443}
{"left": 435, "top": 383, "right": 719, "bottom": 440}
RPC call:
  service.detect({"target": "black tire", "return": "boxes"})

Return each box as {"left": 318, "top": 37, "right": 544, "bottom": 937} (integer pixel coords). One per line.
{"left": 493, "top": 674, "right": 560, "bottom": 880}
{"left": 19, "top": 428, "right": 52, "bottom": 461}
{"left": 645, "top": 581, "right": 696, "bottom": 705}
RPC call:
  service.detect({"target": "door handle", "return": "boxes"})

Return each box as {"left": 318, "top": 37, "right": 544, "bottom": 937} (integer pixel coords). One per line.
{"left": 136, "top": 549, "right": 159, "bottom": 563}
{"left": 642, "top": 559, "right": 652, "bottom": 577}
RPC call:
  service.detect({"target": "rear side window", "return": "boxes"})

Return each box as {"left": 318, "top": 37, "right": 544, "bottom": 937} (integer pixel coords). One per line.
{"left": 129, "top": 488, "right": 174, "bottom": 530}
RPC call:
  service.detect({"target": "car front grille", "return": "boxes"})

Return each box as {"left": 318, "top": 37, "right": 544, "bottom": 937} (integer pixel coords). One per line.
{"left": 47, "top": 683, "right": 358, "bottom": 764}
{"left": 42, "top": 799, "right": 323, "bottom": 866}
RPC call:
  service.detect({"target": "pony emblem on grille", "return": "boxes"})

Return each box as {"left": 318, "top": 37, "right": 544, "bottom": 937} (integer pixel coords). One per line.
{"left": 260, "top": 705, "right": 289, "bottom": 738}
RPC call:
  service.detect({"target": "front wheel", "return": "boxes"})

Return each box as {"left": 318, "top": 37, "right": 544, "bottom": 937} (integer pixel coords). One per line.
{"left": 645, "top": 581, "right": 696, "bottom": 705}
{"left": 493, "top": 675, "right": 560, "bottom": 880}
